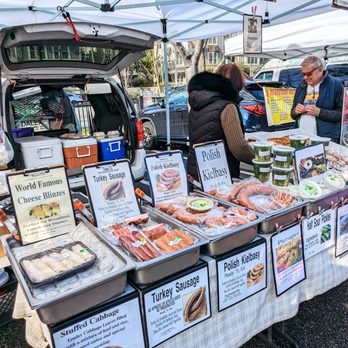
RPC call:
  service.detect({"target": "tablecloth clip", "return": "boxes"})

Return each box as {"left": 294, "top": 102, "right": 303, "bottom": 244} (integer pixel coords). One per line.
{"left": 297, "top": 213, "right": 305, "bottom": 223}
{"left": 275, "top": 223, "right": 283, "bottom": 234}
{"left": 340, "top": 197, "right": 348, "bottom": 206}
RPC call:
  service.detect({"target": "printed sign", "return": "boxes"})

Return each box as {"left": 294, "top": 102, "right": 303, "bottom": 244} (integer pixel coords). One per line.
{"left": 52, "top": 285, "right": 145, "bottom": 348}
{"left": 335, "top": 204, "right": 348, "bottom": 257}
{"left": 7, "top": 166, "right": 75, "bottom": 245}
{"left": 194, "top": 141, "right": 232, "bottom": 192}
{"left": 340, "top": 87, "right": 348, "bottom": 148}
{"left": 83, "top": 160, "right": 140, "bottom": 227}
{"left": 263, "top": 87, "right": 296, "bottom": 126}
{"left": 216, "top": 238, "right": 267, "bottom": 311}
{"left": 271, "top": 224, "right": 306, "bottom": 296}
{"left": 302, "top": 209, "right": 336, "bottom": 260}
{"left": 145, "top": 151, "right": 188, "bottom": 206}
{"left": 294, "top": 144, "right": 326, "bottom": 182}
{"left": 143, "top": 263, "right": 211, "bottom": 347}
{"left": 243, "top": 14, "right": 262, "bottom": 54}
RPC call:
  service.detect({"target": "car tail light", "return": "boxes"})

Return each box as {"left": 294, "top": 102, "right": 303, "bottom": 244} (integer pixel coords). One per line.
{"left": 136, "top": 119, "right": 145, "bottom": 149}
{"left": 241, "top": 104, "right": 266, "bottom": 116}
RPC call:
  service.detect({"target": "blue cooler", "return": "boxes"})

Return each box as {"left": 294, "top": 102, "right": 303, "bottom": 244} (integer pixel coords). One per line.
{"left": 97, "top": 136, "right": 126, "bottom": 161}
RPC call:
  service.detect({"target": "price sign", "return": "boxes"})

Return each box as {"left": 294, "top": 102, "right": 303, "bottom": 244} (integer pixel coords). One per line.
{"left": 335, "top": 204, "right": 348, "bottom": 257}
{"left": 216, "top": 237, "right": 267, "bottom": 311}
{"left": 194, "top": 141, "right": 232, "bottom": 192}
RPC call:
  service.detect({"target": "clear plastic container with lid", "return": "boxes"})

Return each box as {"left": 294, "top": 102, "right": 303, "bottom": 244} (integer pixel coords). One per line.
{"left": 272, "top": 146, "right": 295, "bottom": 168}
{"left": 253, "top": 141, "right": 272, "bottom": 161}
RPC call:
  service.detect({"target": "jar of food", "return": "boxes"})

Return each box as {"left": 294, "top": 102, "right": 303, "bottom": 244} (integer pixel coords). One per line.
{"left": 272, "top": 146, "right": 295, "bottom": 168}
{"left": 253, "top": 141, "right": 272, "bottom": 161}
{"left": 252, "top": 159, "right": 272, "bottom": 182}
{"left": 272, "top": 166, "right": 293, "bottom": 187}
{"left": 289, "top": 135, "right": 308, "bottom": 149}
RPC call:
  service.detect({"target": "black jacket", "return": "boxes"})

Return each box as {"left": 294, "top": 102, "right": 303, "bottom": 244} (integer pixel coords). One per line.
{"left": 187, "top": 71, "right": 243, "bottom": 180}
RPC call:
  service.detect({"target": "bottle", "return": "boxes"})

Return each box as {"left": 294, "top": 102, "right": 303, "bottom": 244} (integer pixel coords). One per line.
{"left": 73, "top": 199, "right": 95, "bottom": 225}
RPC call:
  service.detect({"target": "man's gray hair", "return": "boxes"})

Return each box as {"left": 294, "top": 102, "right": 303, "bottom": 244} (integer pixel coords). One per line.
{"left": 301, "top": 55, "right": 325, "bottom": 69}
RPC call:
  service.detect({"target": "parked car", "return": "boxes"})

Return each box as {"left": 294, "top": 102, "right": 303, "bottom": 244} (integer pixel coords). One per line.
{"left": 140, "top": 81, "right": 292, "bottom": 149}
{"left": 0, "top": 23, "right": 157, "bottom": 187}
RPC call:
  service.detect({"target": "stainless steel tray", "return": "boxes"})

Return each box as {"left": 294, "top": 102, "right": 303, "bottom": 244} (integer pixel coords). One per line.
{"left": 2, "top": 221, "right": 135, "bottom": 325}
{"left": 156, "top": 192, "right": 264, "bottom": 257}
{"left": 93, "top": 205, "right": 208, "bottom": 285}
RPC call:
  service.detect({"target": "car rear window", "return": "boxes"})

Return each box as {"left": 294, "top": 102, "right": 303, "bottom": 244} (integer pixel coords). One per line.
{"left": 327, "top": 64, "right": 348, "bottom": 82}
{"left": 254, "top": 71, "right": 273, "bottom": 80}
{"left": 278, "top": 68, "right": 303, "bottom": 88}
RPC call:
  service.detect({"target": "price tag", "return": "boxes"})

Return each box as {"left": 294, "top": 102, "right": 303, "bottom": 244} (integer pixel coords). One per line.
{"left": 335, "top": 204, "right": 348, "bottom": 257}
{"left": 142, "top": 262, "right": 211, "bottom": 348}
{"left": 302, "top": 208, "right": 336, "bottom": 260}
{"left": 193, "top": 141, "right": 232, "bottom": 192}
{"left": 271, "top": 224, "right": 306, "bottom": 296}
{"left": 145, "top": 151, "right": 188, "bottom": 206}
{"left": 52, "top": 285, "right": 145, "bottom": 348}
{"left": 83, "top": 160, "right": 141, "bottom": 227}
{"left": 6, "top": 165, "right": 76, "bottom": 245}
{"left": 216, "top": 238, "right": 267, "bottom": 311}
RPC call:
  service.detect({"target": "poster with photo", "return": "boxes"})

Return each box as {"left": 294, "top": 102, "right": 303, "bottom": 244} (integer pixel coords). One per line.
{"left": 7, "top": 166, "right": 76, "bottom": 245}
{"left": 83, "top": 160, "right": 141, "bottom": 228}
{"left": 340, "top": 87, "right": 348, "bottom": 148}
{"left": 194, "top": 140, "right": 232, "bottom": 192}
{"left": 335, "top": 204, "right": 348, "bottom": 257}
{"left": 294, "top": 144, "right": 326, "bottom": 182}
{"left": 145, "top": 151, "right": 188, "bottom": 205}
{"left": 271, "top": 224, "right": 306, "bottom": 296}
{"left": 243, "top": 14, "right": 262, "bottom": 54}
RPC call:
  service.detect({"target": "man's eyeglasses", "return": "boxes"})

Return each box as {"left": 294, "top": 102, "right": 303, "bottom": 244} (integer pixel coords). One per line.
{"left": 302, "top": 66, "right": 320, "bottom": 78}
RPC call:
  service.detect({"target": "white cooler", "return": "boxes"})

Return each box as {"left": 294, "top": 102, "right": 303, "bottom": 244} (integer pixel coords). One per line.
{"left": 15, "top": 136, "right": 64, "bottom": 168}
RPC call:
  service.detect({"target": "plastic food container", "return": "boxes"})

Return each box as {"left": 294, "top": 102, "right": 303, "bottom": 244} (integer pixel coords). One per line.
{"left": 310, "top": 136, "right": 331, "bottom": 147}
{"left": 187, "top": 197, "right": 214, "bottom": 212}
{"left": 252, "top": 159, "right": 272, "bottom": 182}
{"left": 62, "top": 138, "right": 98, "bottom": 169}
{"left": 272, "top": 146, "right": 295, "bottom": 168}
{"left": 299, "top": 180, "right": 322, "bottom": 199}
{"left": 253, "top": 141, "right": 272, "bottom": 161}
{"left": 289, "top": 135, "right": 308, "bottom": 149}
{"left": 324, "top": 172, "right": 345, "bottom": 190}
{"left": 93, "top": 131, "right": 105, "bottom": 140}
{"left": 15, "top": 136, "right": 64, "bottom": 168}
{"left": 107, "top": 130, "right": 120, "bottom": 138}
{"left": 97, "top": 136, "right": 126, "bottom": 161}
{"left": 272, "top": 166, "right": 293, "bottom": 187}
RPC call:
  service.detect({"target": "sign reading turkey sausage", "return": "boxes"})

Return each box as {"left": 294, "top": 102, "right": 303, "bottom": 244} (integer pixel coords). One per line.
{"left": 83, "top": 160, "right": 141, "bottom": 228}
{"left": 143, "top": 264, "right": 211, "bottom": 347}
{"left": 145, "top": 151, "right": 188, "bottom": 206}
{"left": 216, "top": 238, "right": 267, "bottom": 311}
{"left": 194, "top": 141, "right": 232, "bottom": 192}
{"left": 7, "top": 166, "right": 75, "bottom": 245}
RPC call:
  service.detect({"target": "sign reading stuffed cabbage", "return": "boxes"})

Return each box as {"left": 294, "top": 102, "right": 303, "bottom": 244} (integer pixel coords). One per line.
{"left": 145, "top": 151, "right": 188, "bottom": 206}
{"left": 263, "top": 87, "right": 296, "bottom": 126}
{"left": 194, "top": 141, "right": 232, "bottom": 192}
{"left": 7, "top": 165, "right": 76, "bottom": 245}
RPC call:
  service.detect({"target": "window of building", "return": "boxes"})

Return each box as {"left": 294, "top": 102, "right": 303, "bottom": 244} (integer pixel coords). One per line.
{"left": 208, "top": 37, "right": 218, "bottom": 45}
{"left": 208, "top": 52, "right": 220, "bottom": 65}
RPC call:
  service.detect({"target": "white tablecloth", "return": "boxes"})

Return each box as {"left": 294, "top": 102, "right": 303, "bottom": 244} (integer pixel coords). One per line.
{"left": 12, "top": 235, "right": 348, "bottom": 348}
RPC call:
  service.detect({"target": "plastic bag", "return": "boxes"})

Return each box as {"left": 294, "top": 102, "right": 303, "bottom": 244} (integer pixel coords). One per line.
{"left": 0, "top": 130, "right": 14, "bottom": 165}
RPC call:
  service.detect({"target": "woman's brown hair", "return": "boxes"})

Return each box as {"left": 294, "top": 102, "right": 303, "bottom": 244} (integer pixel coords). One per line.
{"left": 215, "top": 63, "right": 244, "bottom": 91}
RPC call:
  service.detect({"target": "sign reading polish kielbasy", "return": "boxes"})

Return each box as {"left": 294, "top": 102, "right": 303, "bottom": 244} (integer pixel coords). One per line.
{"left": 142, "top": 262, "right": 211, "bottom": 348}
{"left": 302, "top": 208, "right": 336, "bottom": 260}
{"left": 83, "top": 160, "right": 141, "bottom": 227}
{"left": 145, "top": 151, "right": 188, "bottom": 206}
{"left": 194, "top": 141, "right": 232, "bottom": 192}
{"left": 216, "top": 237, "right": 267, "bottom": 311}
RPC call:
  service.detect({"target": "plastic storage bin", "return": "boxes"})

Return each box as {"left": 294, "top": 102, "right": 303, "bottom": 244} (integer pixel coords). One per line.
{"left": 11, "top": 127, "right": 34, "bottom": 139}
{"left": 62, "top": 138, "right": 97, "bottom": 169}
{"left": 97, "top": 136, "right": 126, "bottom": 161}
{"left": 15, "top": 136, "right": 64, "bottom": 168}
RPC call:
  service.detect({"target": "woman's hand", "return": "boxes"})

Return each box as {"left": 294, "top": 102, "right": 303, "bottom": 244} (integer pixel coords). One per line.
{"left": 295, "top": 103, "right": 306, "bottom": 115}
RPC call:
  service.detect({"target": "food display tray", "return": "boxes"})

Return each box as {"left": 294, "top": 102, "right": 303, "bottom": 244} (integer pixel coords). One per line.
{"left": 93, "top": 205, "right": 208, "bottom": 285}
{"left": 157, "top": 192, "right": 264, "bottom": 256}
{"left": 2, "top": 221, "right": 135, "bottom": 325}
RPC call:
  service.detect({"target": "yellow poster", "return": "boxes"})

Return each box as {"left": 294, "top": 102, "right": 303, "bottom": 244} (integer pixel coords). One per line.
{"left": 263, "top": 87, "right": 296, "bottom": 126}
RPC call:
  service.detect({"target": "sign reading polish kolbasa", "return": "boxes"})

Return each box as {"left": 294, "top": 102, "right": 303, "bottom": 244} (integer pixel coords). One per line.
{"left": 194, "top": 141, "right": 232, "bottom": 192}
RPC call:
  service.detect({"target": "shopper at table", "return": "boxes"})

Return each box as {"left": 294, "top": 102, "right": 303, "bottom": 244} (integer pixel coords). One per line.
{"left": 187, "top": 64, "right": 254, "bottom": 180}
{"left": 291, "top": 55, "right": 344, "bottom": 143}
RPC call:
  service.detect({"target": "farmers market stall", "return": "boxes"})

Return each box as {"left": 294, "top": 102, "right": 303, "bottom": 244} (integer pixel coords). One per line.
{"left": 1, "top": 133, "right": 348, "bottom": 347}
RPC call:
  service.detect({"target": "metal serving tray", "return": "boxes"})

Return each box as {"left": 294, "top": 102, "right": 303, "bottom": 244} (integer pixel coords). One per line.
{"left": 156, "top": 192, "right": 264, "bottom": 257}
{"left": 93, "top": 205, "right": 208, "bottom": 285}
{"left": 2, "top": 221, "right": 135, "bottom": 325}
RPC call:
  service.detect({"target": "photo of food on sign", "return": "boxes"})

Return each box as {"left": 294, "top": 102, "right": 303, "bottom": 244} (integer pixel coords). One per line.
{"left": 102, "top": 180, "right": 125, "bottom": 201}
{"left": 156, "top": 169, "right": 181, "bottom": 192}
{"left": 29, "top": 202, "right": 60, "bottom": 220}
{"left": 299, "top": 153, "right": 325, "bottom": 179}
{"left": 246, "top": 263, "right": 265, "bottom": 288}
{"left": 339, "top": 215, "right": 348, "bottom": 236}
{"left": 276, "top": 235, "right": 303, "bottom": 273}
{"left": 183, "top": 287, "right": 207, "bottom": 325}
{"left": 320, "top": 224, "right": 331, "bottom": 243}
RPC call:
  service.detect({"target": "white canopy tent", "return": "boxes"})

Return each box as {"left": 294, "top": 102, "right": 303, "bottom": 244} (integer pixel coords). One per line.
{"left": 0, "top": 0, "right": 341, "bottom": 145}
{"left": 225, "top": 9, "right": 348, "bottom": 60}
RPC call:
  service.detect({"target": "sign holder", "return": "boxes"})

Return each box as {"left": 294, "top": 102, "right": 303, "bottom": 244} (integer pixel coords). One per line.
{"left": 335, "top": 202, "right": 348, "bottom": 257}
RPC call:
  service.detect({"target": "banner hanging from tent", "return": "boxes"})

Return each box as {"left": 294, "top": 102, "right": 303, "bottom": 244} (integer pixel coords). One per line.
{"left": 243, "top": 14, "right": 262, "bottom": 54}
